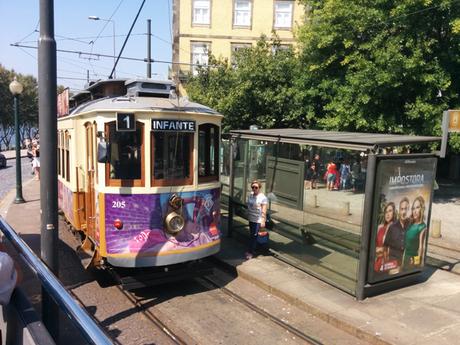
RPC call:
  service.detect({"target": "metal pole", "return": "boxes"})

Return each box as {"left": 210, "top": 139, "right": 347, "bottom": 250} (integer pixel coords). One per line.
{"left": 228, "top": 137, "right": 235, "bottom": 237}
{"left": 112, "top": 20, "right": 116, "bottom": 78}
{"left": 38, "top": 0, "right": 59, "bottom": 339}
{"left": 356, "top": 153, "right": 377, "bottom": 300}
{"left": 13, "top": 95, "right": 25, "bottom": 204}
{"left": 147, "top": 19, "right": 151, "bottom": 78}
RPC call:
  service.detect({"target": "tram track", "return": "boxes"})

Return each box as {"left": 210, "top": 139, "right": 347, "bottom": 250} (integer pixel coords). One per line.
{"left": 195, "top": 274, "right": 324, "bottom": 345}
{"left": 115, "top": 285, "right": 189, "bottom": 345}
{"left": 60, "top": 217, "right": 364, "bottom": 344}
{"left": 424, "top": 237, "right": 460, "bottom": 278}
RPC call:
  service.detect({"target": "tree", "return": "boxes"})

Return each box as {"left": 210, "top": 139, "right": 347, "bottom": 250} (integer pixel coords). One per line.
{"left": 0, "top": 64, "right": 38, "bottom": 150}
{"left": 186, "top": 36, "right": 303, "bottom": 132}
{"left": 297, "top": 0, "right": 460, "bottom": 151}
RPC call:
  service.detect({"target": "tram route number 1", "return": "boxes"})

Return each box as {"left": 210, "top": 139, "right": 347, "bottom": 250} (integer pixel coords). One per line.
{"left": 116, "top": 113, "right": 136, "bottom": 132}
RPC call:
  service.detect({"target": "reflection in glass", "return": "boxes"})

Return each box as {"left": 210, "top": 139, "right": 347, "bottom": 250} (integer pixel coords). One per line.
{"left": 153, "top": 132, "right": 191, "bottom": 180}
{"left": 108, "top": 122, "right": 142, "bottom": 180}
{"left": 231, "top": 139, "right": 368, "bottom": 294}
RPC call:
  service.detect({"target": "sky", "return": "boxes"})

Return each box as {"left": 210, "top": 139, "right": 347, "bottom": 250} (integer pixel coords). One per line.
{"left": 0, "top": 0, "right": 173, "bottom": 92}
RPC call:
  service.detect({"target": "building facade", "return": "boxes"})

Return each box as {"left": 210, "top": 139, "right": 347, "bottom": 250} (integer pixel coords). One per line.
{"left": 172, "top": 0, "right": 305, "bottom": 79}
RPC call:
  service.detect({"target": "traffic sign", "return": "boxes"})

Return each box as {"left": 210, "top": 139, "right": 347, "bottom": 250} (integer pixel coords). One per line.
{"left": 448, "top": 110, "right": 460, "bottom": 132}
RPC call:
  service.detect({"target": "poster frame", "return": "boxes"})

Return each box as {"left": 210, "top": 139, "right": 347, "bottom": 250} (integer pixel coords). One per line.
{"left": 358, "top": 153, "right": 437, "bottom": 298}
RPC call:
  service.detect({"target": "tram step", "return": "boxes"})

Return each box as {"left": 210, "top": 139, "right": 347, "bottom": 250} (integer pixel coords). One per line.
{"left": 108, "top": 261, "right": 215, "bottom": 290}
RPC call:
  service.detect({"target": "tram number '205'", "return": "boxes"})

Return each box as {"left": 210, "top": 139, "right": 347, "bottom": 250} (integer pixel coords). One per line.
{"left": 112, "top": 200, "right": 126, "bottom": 209}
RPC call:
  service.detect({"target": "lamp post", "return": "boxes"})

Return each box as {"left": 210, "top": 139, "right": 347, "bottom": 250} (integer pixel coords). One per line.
{"left": 9, "top": 77, "right": 25, "bottom": 204}
{"left": 88, "top": 15, "right": 116, "bottom": 78}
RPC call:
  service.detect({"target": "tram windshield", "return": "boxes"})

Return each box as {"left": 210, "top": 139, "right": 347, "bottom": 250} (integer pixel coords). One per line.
{"left": 152, "top": 132, "right": 192, "bottom": 185}
{"left": 107, "top": 122, "right": 143, "bottom": 180}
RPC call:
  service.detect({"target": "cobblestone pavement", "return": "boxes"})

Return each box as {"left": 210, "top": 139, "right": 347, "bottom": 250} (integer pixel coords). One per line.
{"left": 0, "top": 157, "right": 33, "bottom": 201}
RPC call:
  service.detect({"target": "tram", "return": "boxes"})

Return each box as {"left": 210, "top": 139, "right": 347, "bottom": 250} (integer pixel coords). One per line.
{"left": 57, "top": 79, "right": 222, "bottom": 271}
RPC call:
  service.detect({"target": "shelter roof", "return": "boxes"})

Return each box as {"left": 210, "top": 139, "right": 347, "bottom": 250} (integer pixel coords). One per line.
{"left": 230, "top": 128, "right": 441, "bottom": 151}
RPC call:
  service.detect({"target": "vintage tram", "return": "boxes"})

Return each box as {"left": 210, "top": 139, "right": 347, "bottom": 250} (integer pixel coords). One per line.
{"left": 57, "top": 79, "right": 222, "bottom": 272}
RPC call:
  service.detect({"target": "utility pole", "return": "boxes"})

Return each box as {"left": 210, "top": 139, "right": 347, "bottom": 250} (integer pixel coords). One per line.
{"left": 147, "top": 19, "right": 152, "bottom": 78}
{"left": 38, "top": 0, "right": 59, "bottom": 340}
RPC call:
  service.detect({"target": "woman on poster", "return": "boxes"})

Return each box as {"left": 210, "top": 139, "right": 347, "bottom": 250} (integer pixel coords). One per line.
{"left": 403, "top": 196, "right": 427, "bottom": 268}
{"left": 374, "top": 202, "right": 396, "bottom": 272}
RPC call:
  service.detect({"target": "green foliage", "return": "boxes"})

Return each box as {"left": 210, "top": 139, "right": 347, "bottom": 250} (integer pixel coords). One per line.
{"left": 186, "top": 1, "right": 460, "bottom": 152}
{"left": 297, "top": 0, "right": 460, "bottom": 151}
{"left": 0, "top": 64, "right": 39, "bottom": 149}
{"left": 186, "top": 36, "right": 303, "bottom": 132}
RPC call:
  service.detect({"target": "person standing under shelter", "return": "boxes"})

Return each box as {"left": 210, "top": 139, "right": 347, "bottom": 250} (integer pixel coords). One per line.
{"left": 246, "top": 180, "right": 268, "bottom": 260}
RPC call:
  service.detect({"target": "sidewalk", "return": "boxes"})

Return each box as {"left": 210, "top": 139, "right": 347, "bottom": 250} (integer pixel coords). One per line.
{"left": 2, "top": 181, "right": 460, "bottom": 345}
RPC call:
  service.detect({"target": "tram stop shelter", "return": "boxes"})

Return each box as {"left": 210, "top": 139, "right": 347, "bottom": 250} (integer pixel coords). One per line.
{"left": 223, "top": 128, "right": 441, "bottom": 300}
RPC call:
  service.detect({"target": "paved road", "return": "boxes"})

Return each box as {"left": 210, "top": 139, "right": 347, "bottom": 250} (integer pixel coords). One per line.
{"left": 0, "top": 157, "right": 34, "bottom": 201}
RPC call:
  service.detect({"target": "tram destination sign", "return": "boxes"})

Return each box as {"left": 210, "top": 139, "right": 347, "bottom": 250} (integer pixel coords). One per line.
{"left": 151, "top": 119, "right": 196, "bottom": 132}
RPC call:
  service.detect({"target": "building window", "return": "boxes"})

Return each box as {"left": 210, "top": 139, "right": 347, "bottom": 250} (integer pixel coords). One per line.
{"left": 198, "top": 124, "right": 219, "bottom": 182}
{"left": 233, "top": 0, "right": 251, "bottom": 27}
{"left": 231, "top": 43, "right": 251, "bottom": 64}
{"left": 152, "top": 132, "right": 193, "bottom": 186}
{"left": 193, "top": 0, "right": 210, "bottom": 25}
{"left": 191, "top": 42, "right": 210, "bottom": 75}
{"left": 105, "top": 121, "right": 144, "bottom": 187}
{"left": 274, "top": 1, "right": 293, "bottom": 29}
{"left": 272, "top": 44, "right": 292, "bottom": 54}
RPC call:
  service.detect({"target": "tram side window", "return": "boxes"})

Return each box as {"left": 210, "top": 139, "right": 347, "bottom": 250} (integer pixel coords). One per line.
{"left": 198, "top": 123, "right": 219, "bottom": 182}
{"left": 106, "top": 121, "right": 144, "bottom": 186}
{"left": 152, "top": 132, "right": 193, "bottom": 186}
{"left": 60, "top": 132, "right": 65, "bottom": 179}
{"left": 65, "top": 131, "right": 70, "bottom": 182}
{"left": 57, "top": 131, "right": 61, "bottom": 176}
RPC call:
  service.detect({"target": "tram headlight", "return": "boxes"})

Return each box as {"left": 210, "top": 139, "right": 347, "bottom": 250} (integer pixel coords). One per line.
{"left": 113, "top": 218, "right": 123, "bottom": 230}
{"left": 164, "top": 211, "right": 185, "bottom": 235}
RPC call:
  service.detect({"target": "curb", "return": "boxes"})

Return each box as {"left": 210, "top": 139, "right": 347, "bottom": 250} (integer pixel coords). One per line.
{"left": 211, "top": 254, "right": 393, "bottom": 345}
{"left": 235, "top": 265, "right": 393, "bottom": 345}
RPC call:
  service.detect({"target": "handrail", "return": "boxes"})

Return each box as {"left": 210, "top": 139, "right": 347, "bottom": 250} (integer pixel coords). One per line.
{"left": 0, "top": 216, "right": 113, "bottom": 345}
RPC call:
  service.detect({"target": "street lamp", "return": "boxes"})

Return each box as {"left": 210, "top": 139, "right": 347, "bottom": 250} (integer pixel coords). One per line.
{"left": 88, "top": 15, "right": 116, "bottom": 78}
{"left": 9, "top": 77, "right": 25, "bottom": 204}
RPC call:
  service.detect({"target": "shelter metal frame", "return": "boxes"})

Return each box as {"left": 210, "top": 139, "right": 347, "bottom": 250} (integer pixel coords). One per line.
{"left": 228, "top": 128, "right": 441, "bottom": 299}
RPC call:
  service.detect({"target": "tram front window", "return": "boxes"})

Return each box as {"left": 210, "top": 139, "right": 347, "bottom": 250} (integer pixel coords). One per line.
{"left": 152, "top": 132, "right": 193, "bottom": 186}
{"left": 107, "top": 122, "right": 143, "bottom": 182}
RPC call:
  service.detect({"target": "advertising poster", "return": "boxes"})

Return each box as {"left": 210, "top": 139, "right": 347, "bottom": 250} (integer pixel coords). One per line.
{"left": 368, "top": 156, "right": 437, "bottom": 283}
{"left": 104, "top": 188, "right": 220, "bottom": 255}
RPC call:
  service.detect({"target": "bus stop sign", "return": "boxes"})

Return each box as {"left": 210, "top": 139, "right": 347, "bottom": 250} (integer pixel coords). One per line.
{"left": 448, "top": 110, "right": 460, "bottom": 132}
{"left": 439, "top": 110, "right": 460, "bottom": 158}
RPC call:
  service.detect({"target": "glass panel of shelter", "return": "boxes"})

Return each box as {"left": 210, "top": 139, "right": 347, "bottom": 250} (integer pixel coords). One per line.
{"left": 231, "top": 138, "right": 368, "bottom": 295}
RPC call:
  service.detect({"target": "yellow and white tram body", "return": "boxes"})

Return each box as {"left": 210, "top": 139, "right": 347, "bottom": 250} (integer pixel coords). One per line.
{"left": 58, "top": 79, "right": 222, "bottom": 268}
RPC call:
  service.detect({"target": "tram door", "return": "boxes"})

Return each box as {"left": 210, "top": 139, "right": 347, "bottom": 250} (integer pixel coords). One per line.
{"left": 85, "top": 123, "right": 97, "bottom": 239}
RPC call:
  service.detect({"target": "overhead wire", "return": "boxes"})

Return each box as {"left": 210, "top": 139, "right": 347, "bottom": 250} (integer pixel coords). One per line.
{"left": 21, "top": 33, "right": 145, "bottom": 44}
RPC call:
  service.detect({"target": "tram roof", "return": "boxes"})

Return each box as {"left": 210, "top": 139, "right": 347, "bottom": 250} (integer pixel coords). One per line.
{"left": 230, "top": 128, "right": 441, "bottom": 151}
{"left": 69, "top": 96, "right": 220, "bottom": 116}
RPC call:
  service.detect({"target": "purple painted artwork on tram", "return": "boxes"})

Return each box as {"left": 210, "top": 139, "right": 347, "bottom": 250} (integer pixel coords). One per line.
{"left": 104, "top": 188, "right": 220, "bottom": 254}
{"left": 58, "top": 181, "right": 74, "bottom": 224}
